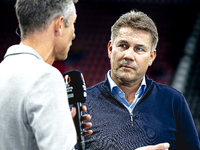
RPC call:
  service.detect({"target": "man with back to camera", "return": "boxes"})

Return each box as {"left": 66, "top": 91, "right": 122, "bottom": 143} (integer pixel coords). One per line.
{"left": 0, "top": 0, "right": 93, "bottom": 149}
{"left": 81, "top": 10, "right": 200, "bottom": 150}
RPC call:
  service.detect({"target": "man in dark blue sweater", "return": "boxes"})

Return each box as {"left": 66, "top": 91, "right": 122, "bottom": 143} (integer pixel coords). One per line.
{"left": 82, "top": 10, "right": 200, "bottom": 150}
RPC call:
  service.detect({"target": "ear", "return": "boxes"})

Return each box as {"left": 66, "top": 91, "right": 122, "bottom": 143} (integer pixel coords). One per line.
{"left": 148, "top": 49, "right": 156, "bottom": 66}
{"left": 108, "top": 40, "right": 113, "bottom": 59}
{"left": 54, "top": 16, "right": 64, "bottom": 37}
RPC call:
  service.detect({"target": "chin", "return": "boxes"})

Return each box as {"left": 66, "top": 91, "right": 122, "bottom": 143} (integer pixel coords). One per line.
{"left": 62, "top": 50, "right": 69, "bottom": 60}
{"left": 64, "top": 54, "right": 68, "bottom": 60}
{"left": 121, "top": 72, "right": 136, "bottom": 80}
{"left": 56, "top": 54, "right": 68, "bottom": 61}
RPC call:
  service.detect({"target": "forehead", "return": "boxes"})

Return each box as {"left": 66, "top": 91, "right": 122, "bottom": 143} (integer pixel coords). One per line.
{"left": 114, "top": 27, "right": 152, "bottom": 45}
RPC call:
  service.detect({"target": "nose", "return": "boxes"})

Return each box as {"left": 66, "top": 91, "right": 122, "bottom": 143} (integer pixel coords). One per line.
{"left": 123, "top": 48, "right": 135, "bottom": 61}
{"left": 72, "top": 33, "right": 76, "bottom": 40}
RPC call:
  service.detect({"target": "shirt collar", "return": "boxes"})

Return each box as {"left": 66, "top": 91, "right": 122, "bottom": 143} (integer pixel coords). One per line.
{"left": 107, "top": 70, "right": 146, "bottom": 93}
{"left": 4, "top": 44, "right": 44, "bottom": 61}
{"left": 107, "top": 70, "right": 117, "bottom": 93}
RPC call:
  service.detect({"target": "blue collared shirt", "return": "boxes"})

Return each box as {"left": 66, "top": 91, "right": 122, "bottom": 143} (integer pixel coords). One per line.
{"left": 107, "top": 70, "right": 146, "bottom": 113}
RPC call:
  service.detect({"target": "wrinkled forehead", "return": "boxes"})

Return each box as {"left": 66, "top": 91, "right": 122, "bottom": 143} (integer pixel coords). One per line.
{"left": 115, "top": 27, "right": 152, "bottom": 42}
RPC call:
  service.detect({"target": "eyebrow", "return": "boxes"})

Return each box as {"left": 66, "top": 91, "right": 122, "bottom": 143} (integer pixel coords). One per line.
{"left": 116, "top": 39, "right": 129, "bottom": 44}
{"left": 116, "top": 40, "right": 148, "bottom": 49}
{"left": 135, "top": 44, "right": 148, "bottom": 49}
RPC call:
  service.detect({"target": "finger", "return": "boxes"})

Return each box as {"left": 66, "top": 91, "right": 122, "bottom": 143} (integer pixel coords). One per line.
{"left": 72, "top": 105, "right": 87, "bottom": 118}
{"left": 82, "top": 114, "right": 91, "bottom": 122}
{"left": 71, "top": 105, "right": 87, "bottom": 117}
{"left": 81, "top": 105, "right": 87, "bottom": 112}
{"left": 84, "top": 130, "right": 93, "bottom": 136}
{"left": 82, "top": 122, "right": 92, "bottom": 129}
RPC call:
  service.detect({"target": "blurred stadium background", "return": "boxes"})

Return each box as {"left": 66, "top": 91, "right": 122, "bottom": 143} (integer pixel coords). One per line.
{"left": 0, "top": 0, "right": 199, "bottom": 138}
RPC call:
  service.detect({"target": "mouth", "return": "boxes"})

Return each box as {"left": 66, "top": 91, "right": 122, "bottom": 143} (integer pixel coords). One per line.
{"left": 119, "top": 59, "right": 136, "bottom": 71}
{"left": 121, "top": 65, "right": 135, "bottom": 71}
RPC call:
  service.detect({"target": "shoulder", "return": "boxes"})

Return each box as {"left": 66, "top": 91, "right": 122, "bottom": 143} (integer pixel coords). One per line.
{"left": 26, "top": 61, "right": 63, "bottom": 86}
{"left": 87, "top": 82, "right": 104, "bottom": 95}
{"left": 86, "top": 81, "right": 107, "bottom": 103}
{"left": 150, "top": 81, "right": 188, "bottom": 110}
{"left": 152, "top": 81, "right": 184, "bottom": 97}
{"left": 17, "top": 59, "right": 65, "bottom": 96}
{"left": 32, "top": 64, "right": 64, "bottom": 89}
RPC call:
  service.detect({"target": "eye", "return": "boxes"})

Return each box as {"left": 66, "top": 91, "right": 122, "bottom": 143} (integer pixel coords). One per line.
{"left": 135, "top": 47, "right": 145, "bottom": 52}
{"left": 135, "top": 47, "right": 144, "bottom": 51}
{"left": 119, "top": 44, "right": 126, "bottom": 48}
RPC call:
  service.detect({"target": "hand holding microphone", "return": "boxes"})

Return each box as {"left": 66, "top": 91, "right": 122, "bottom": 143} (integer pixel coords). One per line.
{"left": 63, "top": 70, "right": 92, "bottom": 150}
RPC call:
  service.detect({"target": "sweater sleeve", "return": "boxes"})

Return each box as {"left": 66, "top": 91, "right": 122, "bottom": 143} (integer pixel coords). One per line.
{"left": 25, "top": 67, "right": 77, "bottom": 150}
{"left": 174, "top": 94, "right": 200, "bottom": 149}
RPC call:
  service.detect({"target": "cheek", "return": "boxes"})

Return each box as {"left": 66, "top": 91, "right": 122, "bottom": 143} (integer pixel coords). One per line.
{"left": 148, "top": 57, "right": 154, "bottom": 66}
{"left": 110, "top": 52, "right": 120, "bottom": 64}
{"left": 110, "top": 53, "right": 118, "bottom": 68}
{"left": 111, "top": 50, "right": 123, "bottom": 61}
{"left": 137, "top": 56, "right": 150, "bottom": 69}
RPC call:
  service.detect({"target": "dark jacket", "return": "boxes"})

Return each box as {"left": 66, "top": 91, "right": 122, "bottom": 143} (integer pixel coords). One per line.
{"left": 82, "top": 75, "right": 200, "bottom": 150}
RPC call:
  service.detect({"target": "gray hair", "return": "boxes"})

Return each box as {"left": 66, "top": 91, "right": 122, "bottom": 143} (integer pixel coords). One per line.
{"left": 15, "top": 0, "right": 78, "bottom": 39}
{"left": 111, "top": 10, "right": 158, "bottom": 51}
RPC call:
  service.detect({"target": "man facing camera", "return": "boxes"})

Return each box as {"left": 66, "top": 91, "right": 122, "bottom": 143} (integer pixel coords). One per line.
{"left": 82, "top": 10, "right": 200, "bottom": 150}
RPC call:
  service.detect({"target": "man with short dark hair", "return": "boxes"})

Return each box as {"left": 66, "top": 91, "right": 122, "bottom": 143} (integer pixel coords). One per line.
{"left": 82, "top": 10, "right": 200, "bottom": 150}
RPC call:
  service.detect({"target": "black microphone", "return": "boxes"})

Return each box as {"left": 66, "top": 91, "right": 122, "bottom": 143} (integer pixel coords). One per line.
{"left": 63, "top": 70, "right": 86, "bottom": 150}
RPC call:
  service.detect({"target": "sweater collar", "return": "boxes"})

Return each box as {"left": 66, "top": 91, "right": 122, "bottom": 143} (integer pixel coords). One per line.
{"left": 106, "top": 70, "right": 146, "bottom": 94}
{"left": 102, "top": 73, "right": 153, "bottom": 93}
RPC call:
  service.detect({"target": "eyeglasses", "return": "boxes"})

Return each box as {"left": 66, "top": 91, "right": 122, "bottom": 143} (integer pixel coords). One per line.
{"left": 15, "top": 27, "right": 21, "bottom": 38}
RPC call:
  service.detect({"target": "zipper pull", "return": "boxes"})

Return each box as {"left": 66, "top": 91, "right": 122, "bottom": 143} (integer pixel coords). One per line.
{"left": 130, "top": 113, "right": 134, "bottom": 126}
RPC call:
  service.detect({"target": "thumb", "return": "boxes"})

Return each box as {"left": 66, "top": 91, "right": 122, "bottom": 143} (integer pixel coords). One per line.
{"left": 135, "top": 143, "right": 170, "bottom": 150}
{"left": 153, "top": 143, "right": 170, "bottom": 150}
{"left": 71, "top": 107, "right": 76, "bottom": 118}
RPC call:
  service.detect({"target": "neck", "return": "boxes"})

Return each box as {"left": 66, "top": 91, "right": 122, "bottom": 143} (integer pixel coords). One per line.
{"left": 119, "top": 82, "right": 141, "bottom": 105}
{"left": 21, "top": 24, "right": 55, "bottom": 65}
{"left": 112, "top": 75, "right": 144, "bottom": 105}
{"left": 22, "top": 39, "right": 55, "bottom": 65}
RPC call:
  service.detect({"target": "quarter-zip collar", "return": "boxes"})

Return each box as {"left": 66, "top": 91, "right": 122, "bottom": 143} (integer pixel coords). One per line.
{"left": 101, "top": 74, "right": 153, "bottom": 126}
{"left": 101, "top": 74, "right": 153, "bottom": 110}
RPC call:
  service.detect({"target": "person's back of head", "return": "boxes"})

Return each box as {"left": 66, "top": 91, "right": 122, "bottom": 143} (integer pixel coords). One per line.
{"left": 15, "top": 0, "right": 78, "bottom": 40}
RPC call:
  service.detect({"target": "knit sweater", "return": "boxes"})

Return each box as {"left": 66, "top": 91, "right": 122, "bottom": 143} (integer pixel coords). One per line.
{"left": 82, "top": 75, "right": 200, "bottom": 150}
